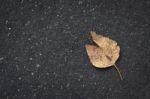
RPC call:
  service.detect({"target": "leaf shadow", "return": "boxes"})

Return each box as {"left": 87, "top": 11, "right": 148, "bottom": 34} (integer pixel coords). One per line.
{"left": 93, "top": 66, "right": 114, "bottom": 71}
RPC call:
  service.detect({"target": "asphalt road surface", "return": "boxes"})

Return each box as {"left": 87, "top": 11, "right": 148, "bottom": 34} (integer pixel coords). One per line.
{"left": 0, "top": 0, "right": 150, "bottom": 99}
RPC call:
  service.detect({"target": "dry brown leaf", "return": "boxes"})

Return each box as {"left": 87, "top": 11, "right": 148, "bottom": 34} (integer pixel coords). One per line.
{"left": 85, "top": 31, "right": 123, "bottom": 80}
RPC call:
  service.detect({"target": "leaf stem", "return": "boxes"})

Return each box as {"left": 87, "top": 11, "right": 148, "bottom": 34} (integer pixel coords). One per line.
{"left": 113, "top": 64, "right": 123, "bottom": 80}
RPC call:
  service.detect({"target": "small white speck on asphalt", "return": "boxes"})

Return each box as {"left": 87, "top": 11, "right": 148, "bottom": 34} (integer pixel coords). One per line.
{"left": 31, "top": 72, "right": 34, "bottom": 76}
{"left": 29, "top": 57, "right": 33, "bottom": 60}
{"left": 18, "top": 77, "right": 22, "bottom": 80}
{"left": 36, "top": 64, "right": 40, "bottom": 68}
{"left": 0, "top": 57, "right": 4, "bottom": 61}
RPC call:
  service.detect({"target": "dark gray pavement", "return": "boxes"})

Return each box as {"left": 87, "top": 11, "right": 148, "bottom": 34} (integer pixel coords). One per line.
{"left": 0, "top": 0, "right": 150, "bottom": 99}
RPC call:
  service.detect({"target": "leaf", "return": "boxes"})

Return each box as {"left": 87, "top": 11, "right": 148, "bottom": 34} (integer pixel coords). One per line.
{"left": 85, "top": 31, "right": 123, "bottom": 80}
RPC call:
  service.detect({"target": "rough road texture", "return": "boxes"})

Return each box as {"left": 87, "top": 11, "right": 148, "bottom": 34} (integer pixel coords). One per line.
{"left": 0, "top": 0, "right": 150, "bottom": 99}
